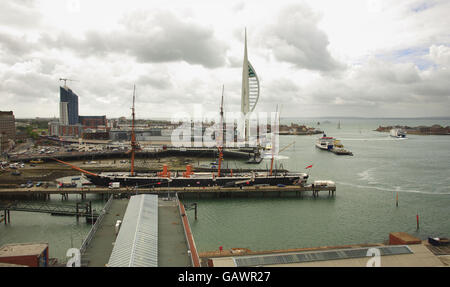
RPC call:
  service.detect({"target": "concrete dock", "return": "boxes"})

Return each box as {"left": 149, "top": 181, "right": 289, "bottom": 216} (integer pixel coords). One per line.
{"left": 158, "top": 199, "right": 192, "bottom": 266}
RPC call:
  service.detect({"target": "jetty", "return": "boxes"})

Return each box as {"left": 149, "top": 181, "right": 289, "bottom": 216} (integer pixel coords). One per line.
{"left": 0, "top": 184, "right": 336, "bottom": 200}
{"left": 0, "top": 200, "right": 99, "bottom": 224}
{"left": 375, "top": 125, "right": 450, "bottom": 135}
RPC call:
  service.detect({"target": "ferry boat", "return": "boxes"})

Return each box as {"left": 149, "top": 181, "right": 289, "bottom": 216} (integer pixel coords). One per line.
{"left": 315, "top": 134, "right": 335, "bottom": 150}
{"left": 390, "top": 128, "right": 407, "bottom": 138}
{"left": 333, "top": 139, "right": 344, "bottom": 148}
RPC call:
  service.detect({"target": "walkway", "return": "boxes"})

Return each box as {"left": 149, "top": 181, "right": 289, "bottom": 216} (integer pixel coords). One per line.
{"left": 83, "top": 198, "right": 129, "bottom": 267}
{"left": 158, "top": 198, "right": 191, "bottom": 266}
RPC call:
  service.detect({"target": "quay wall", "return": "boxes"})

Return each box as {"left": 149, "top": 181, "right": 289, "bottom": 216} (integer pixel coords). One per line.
{"left": 10, "top": 148, "right": 254, "bottom": 163}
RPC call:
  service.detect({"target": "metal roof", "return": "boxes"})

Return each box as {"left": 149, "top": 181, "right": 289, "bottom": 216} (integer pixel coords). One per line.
{"left": 107, "top": 194, "right": 158, "bottom": 267}
{"left": 233, "top": 245, "right": 413, "bottom": 267}
{"left": 0, "top": 243, "right": 48, "bottom": 257}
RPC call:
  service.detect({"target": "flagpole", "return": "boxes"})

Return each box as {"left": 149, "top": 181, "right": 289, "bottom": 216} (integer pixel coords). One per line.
{"left": 305, "top": 165, "right": 313, "bottom": 179}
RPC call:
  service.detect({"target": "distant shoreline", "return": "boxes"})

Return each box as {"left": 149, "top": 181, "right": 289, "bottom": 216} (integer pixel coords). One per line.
{"left": 375, "top": 125, "right": 450, "bottom": 135}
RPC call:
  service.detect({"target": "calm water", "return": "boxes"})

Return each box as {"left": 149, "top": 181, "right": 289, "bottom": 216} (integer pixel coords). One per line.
{"left": 0, "top": 194, "right": 106, "bottom": 263}
{"left": 1, "top": 118, "right": 449, "bottom": 260}
{"left": 185, "top": 118, "right": 450, "bottom": 252}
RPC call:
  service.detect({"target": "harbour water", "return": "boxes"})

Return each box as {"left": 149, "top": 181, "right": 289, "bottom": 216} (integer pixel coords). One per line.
{"left": 185, "top": 118, "right": 450, "bottom": 252}
{"left": 1, "top": 118, "right": 449, "bottom": 261}
{"left": 0, "top": 194, "right": 106, "bottom": 263}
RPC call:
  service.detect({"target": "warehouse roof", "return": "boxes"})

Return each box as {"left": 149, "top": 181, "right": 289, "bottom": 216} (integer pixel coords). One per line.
{"left": 107, "top": 194, "right": 158, "bottom": 267}
{"left": 0, "top": 243, "right": 48, "bottom": 257}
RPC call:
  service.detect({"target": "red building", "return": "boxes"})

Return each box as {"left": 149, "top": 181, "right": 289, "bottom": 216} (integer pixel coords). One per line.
{"left": 48, "top": 121, "right": 81, "bottom": 137}
{"left": 79, "top": 115, "right": 107, "bottom": 129}
{"left": 0, "top": 243, "right": 49, "bottom": 267}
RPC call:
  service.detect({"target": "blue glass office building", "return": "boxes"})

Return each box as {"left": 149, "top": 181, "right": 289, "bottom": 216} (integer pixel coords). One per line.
{"left": 60, "top": 86, "right": 79, "bottom": 125}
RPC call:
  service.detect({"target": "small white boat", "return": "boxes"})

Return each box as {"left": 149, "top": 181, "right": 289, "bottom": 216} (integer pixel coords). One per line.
{"left": 390, "top": 128, "right": 407, "bottom": 138}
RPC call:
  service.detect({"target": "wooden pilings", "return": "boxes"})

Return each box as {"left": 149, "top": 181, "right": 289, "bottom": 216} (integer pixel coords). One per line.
{"left": 3, "top": 209, "right": 11, "bottom": 225}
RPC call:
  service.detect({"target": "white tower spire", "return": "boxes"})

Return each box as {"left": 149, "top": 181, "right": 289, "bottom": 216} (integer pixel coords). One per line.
{"left": 241, "top": 28, "right": 260, "bottom": 144}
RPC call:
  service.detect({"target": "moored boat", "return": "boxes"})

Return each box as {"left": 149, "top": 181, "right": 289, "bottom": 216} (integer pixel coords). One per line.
{"left": 390, "top": 128, "right": 407, "bottom": 138}
{"left": 428, "top": 237, "right": 450, "bottom": 246}
{"left": 330, "top": 148, "right": 353, "bottom": 156}
{"left": 82, "top": 168, "right": 308, "bottom": 188}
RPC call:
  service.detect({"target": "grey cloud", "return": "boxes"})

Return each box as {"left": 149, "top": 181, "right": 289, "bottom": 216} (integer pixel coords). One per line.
{"left": 0, "top": 1, "right": 42, "bottom": 28}
{"left": 263, "top": 78, "right": 303, "bottom": 105}
{"left": 226, "top": 55, "right": 242, "bottom": 68}
{"left": 120, "top": 11, "right": 228, "bottom": 68}
{"left": 232, "top": 2, "right": 245, "bottom": 12}
{"left": 358, "top": 59, "right": 421, "bottom": 84}
{"left": 263, "top": 4, "right": 344, "bottom": 72}
{"left": 137, "top": 73, "right": 173, "bottom": 90}
{"left": 0, "top": 67, "right": 55, "bottom": 102}
{"left": 428, "top": 45, "right": 450, "bottom": 67}
{"left": 0, "top": 32, "right": 36, "bottom": 57}
{"left": 304, "top": 56, "right": 450, "bottom": 114}
{"left": 41, "top": 10, "right": 228, "bottom": 68}
{"left": 40, "top": 32, "right": 110, "bottom": 58}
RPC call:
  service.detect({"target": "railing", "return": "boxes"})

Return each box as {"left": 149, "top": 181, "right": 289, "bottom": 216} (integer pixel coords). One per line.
{"left": 176, "top": 193, "right": 201, "bottom": 267}
{"left": 1, "top": 201, "right": 98, "bottom": 216}
{"left": 79, "top": 194, "right": 113, "bottom": 255}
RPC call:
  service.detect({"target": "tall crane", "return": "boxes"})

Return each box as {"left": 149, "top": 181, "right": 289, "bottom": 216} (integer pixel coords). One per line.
{"left": 59, "top": 78, "right": 78, "bottom": 88}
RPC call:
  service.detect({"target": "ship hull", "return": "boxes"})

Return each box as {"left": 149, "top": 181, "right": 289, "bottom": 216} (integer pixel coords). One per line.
{"left": 85, "top": 173, "right": 305, "bottom": 188}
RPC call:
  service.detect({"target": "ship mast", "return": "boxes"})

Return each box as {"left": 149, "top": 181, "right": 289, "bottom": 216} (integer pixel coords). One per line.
{"left": 269, "top": 104, "right": 278, "bottom": 176}
{"left": 217, "top": 85, "right": 224, "bottom": 177}
{"left": 130, "top": 85, "right": 137, "bottom": 176}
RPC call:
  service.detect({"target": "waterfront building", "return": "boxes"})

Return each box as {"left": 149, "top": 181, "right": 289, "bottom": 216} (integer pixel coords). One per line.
{"left": 82, "top": 131, "right": 110, "bottom": 140}
{"left": 59, "top": 102, "right": 69, "bottom": 125}
{"left": 0, "top": 111, "right": 16, "bottom": 141}
{"left": 53, "top": 85, "right": 82, "bottom": 137}
{"left": 48, "top": 121, "right": 81, "bottom": 137}
{"left": 0, "top": 243, "right": 49, "bottom": 267}
{"left": 109, "top": 128, "right": 162, "bottom": 141}
{"left": 107, "top": 119, "right": 119, "bottom": 129}
{"left": 59, "top": 86, "right": 79, "bottom": 125}
{"left": 79, "top": 115, "right": 107, "bottom": 129}
{"left": 0, "top": 133, "right": 9, "bottom": 153}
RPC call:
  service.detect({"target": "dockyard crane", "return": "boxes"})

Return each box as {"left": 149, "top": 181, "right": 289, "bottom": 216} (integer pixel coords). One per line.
{"left": 59, "top": 78, "right": 79, "bottom": 88}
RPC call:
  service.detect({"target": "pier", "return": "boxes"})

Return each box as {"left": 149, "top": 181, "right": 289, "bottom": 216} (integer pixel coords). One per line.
{"left": 0, "top": 184, "right": 336, "bottom": 200}
{"left": 0, "top": 201, "right": 100, "bottom": 224}
{"left": 79, "top": 194, "right": 193, "bottom": 267}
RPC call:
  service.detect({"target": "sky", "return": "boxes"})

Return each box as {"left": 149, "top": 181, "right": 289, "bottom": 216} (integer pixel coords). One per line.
{"left": 0, "top": 0, "right": 449, "bottom": 119}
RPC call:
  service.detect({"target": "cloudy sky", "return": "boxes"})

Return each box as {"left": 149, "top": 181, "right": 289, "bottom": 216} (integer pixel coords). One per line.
{"left": 1, "top": 0, "right": 449, "bottom": 119}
